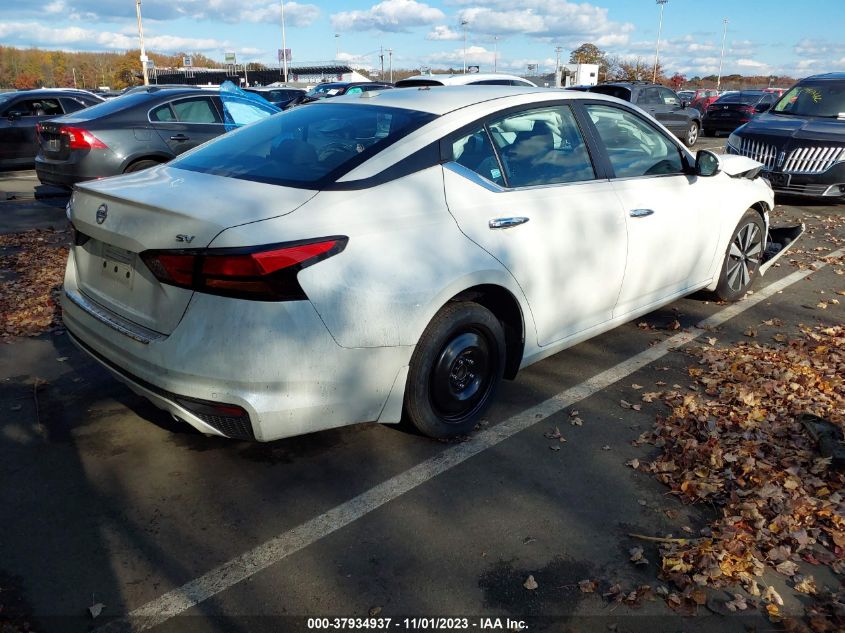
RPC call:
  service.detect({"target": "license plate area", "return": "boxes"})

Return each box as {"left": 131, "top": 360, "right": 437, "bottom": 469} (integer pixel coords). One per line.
{"left": 100, "top": 244, "right": 136, "bottom": 287}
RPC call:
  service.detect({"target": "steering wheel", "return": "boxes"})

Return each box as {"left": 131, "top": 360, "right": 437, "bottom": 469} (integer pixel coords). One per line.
{"left": 318, "top": 142, "right": 357, "bottom": 162}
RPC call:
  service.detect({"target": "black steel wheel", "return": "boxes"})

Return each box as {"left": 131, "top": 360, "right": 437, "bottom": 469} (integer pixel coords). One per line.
{"left": 404, "top": 302, "right": 505, "bottom": 438}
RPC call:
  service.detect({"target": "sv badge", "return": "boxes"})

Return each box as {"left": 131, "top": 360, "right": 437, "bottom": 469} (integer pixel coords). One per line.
{"left": 175, "top": 234, "right": 196, "bottom": 243}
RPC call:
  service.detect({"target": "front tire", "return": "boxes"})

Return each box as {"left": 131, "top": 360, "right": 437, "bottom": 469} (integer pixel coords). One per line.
{"left": 404, "top": 302, "right": 505, "bottom": 438}
{"left": 683, "top": 121, "right": 700, "bottom": 147}
{"left": 714, "top": 210, "right": 765, "bottom": 301}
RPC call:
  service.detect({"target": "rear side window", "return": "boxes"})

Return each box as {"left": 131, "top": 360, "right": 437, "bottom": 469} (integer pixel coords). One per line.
{"left": 451, "top": 127, "right": 504, "bottom": 186}
{"left": 585, "top": 104, "right": 683, "bottom": 178}
{"left": 150, "top": 104, "right": 176, "bottom": 121}
{"left": 10, "top": 98, "right": 63, "bottom": 116}
{"left": 170, "top": 97, "right": 221, "bottom": 123}
{"left": 171, "top": 103, "right": 436, "bottom": 188}
{"left": 394, "top": 79, "right": 443, "bottom": 88}
{"left": 588, "top": 85, "right": 632, "bottom": 102}
{"left": 59, "top": 97, "right": 89, "bottom": 113}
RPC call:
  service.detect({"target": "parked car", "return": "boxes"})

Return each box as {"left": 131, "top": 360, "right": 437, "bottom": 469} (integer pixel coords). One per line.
{"left": 0, "top": 89, "right": 104, "bottom": 168}
{"left": 689, "top": 88, "right": 720, "bottom": 113}
{"left": 677, "top": 90, "right": 695, "bottom": 102}
{"left": 288, "top": 81, "right": 393, "bottom": 107}
{"left": 702, "top": 90, "right": 779, "bottom": 137}
{"left": 62, "top": 86, "right": 779, "bottom": 442}
{"left": 584, "top": 81, "right": 702, "bottom": 146}
{"left": 395, "top": 73, "right": 536, "bottom": 88}
{"left": 35, "top": 87, "right": 279, "bottom": 187}
{"left": 726, "top": 72, "right": 845, "bottom": 199}
{"left": 244, "top": 86, "right": 306, "bottom": 109}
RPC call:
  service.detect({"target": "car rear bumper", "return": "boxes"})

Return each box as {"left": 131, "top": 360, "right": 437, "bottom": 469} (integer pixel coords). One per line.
{"left": 35, "top": 151, "right": 121, "bottom": 187}
{"left": 703, "top": 117, "right": 751, "bottom": 132}
{"left": 62, "top": 250, "right": 413, "bottom": 441}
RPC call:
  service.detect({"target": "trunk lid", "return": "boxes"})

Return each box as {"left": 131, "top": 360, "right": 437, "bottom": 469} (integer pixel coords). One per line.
{"left": 69, "top": 165, "right": 318, "bottom": 335}
{"left": 37, "top": 120, "right": 72, "bottom": 160}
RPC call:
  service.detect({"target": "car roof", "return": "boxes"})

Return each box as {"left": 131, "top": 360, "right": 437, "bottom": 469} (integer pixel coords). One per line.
{"left": 804, "top": 72, "right": 845, "bottom": 81}
{"left": 12, "top": 88, "right": 101, "bottom": 97}
{"left": 398, "top": 73, "right": 535, "bottom": 86}
{"left": 316, "top": 84, "right": 591, "bottom": 116}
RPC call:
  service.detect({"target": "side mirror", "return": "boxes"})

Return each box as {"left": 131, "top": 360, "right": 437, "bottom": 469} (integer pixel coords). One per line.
{"left": 755, "top": 103, "right": 771, "bottom": 113}
{"left": 695, "top": 149, "right": 721, "bottom": 177}
{"left": 681, "top": 100, "right": 689, "bottom": 109}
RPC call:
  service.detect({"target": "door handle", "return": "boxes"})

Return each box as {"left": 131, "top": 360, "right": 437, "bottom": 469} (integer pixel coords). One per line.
{"left": 489, "top": 217, "right": 529, "bottom": 229}
{"left": 170, "top": 134, "right": 189, "bottom": 141}
{"left": 629, "top": 209, "right": 655, "bottom": 218}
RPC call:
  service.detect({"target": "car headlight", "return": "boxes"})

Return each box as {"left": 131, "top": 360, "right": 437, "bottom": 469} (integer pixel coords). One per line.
{"left": 727, "top": 132, "right": 741, "bottom": 152}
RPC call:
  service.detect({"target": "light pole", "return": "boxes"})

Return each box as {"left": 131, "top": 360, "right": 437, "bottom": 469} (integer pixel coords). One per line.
{"left": 388, "top": 48, "right": 393, "bottom": 83}
{"left": 280, "top": 0, "right": 288, "bottom": 82}
{"left": 493, "top": 35, "right": 498, "bottom": 73}
{"left": 335, "top": 33, "right": 340, "bottom": 60}
{"left": 135, "top": 0, "right": 149, "bottom": 86}
{"left": 717, "top": 18, "right": 728, "bottom": 91}
{"left": 653, "top": 0, "right": 668, "bottom": 84}
{"left": 555, "top": 45, "right": 562, "bottom": 86}
{"left": 461, "top": 19, "right": 469, "bottom": 74}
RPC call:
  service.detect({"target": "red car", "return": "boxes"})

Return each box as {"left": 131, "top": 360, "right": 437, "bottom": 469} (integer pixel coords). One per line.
{"left": 689, "top": 88, "right": 720, "bottom": 113}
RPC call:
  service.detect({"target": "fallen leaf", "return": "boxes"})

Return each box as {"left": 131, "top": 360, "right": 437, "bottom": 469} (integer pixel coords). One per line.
{"left": 89, "top": 603, "right": 105, "bottom": 619}
{"left": 620, "top": 400, "right": 633, "bottom": 409}
{"left": 707, "top": 337, "right": 718, "bottom": 346}
{"left": 629, "top": 546, "right": 648, "bottom": 566}
{"left": 763, "top": 586, "right": 784, "bottom": 606}
{"left": 523, "top": 575, "right": 538, "bottom": 590}
{"left": 570, "top": 417, "right": 583, "bottom": 427}
{"left": 549, "top": 445, "right": 561, "bottom": 451}
{"left": 369, "top": 607, "right": 382, "bottom": 617}
{"left": 631, "top": 383, "right": 643, "bottom": 390}
{"left": 793, "top": 576, "right": 816, "bottom": 595}
{"left": 626, "top": 458, "right": 640, "bottom": 469}
{"left": 578, "top": 579, "right": 597, "bottom": 593}
{"left": 601, "top": 445, "right": 611, "bottom": 451}
{"left": 743, "top": 327, "right": 758, "bottom": 337}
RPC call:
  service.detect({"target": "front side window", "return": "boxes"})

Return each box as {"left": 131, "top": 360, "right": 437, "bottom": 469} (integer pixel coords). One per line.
{"left": 585, "top": 104, "right": 684, "bottom": 178}
{"left": 487, "top": 105, "right": 595, "bottom": 187}
{"left": 657, "top": 88, "right": 679, "bottom": 106}
{"left": 11, "top": 98, "right": 63, "bottom": 116}
{"left": 773, "top": 83, "right": 845, "bottom": 117}
{"left": 171, "top": 103, "right": 435, "bottom": 188}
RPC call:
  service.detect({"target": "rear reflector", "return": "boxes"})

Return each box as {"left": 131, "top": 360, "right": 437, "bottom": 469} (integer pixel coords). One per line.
{"left": 140, "top": 237, "right": 347, "bottom": 301}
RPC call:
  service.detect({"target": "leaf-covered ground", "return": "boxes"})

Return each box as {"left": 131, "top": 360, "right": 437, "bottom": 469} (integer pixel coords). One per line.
{"left": 0, "top": 229, "right": 69, "bottom": 342}
{"left": 637, "top": 325, "right": 845, "bottom": 630}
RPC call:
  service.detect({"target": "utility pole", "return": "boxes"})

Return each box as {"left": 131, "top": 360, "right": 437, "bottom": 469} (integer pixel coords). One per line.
{"left": 387, "top": 48, "right": 393, "bottom": 83}
{"left": 135, "top": 0, "right": 149, "bottom": 86}
{"left": 379, "top": 46, "right": 385, "bottom": 80}
{"left": 335, "top": 33, "right": 340, "bottom": 60}
{"left": 653, "top": 0, "right": 668, "bottom": 84}
{"left": 555, "top": 45, "right": 563, "bottom": 87}
{"left": 493, "top": 36, "right": 498, "bottom": 73}
{"left": 280, "top": 0, "right": 288, "bottom": 82}
{"left": 717, "top": 18, "right": 728, "bottom": 91}
{"left": 72, "top": 67, "right": 77, "bottom": 88}
{"left": 461, "top": 19, "right": 469, "bottom": 74}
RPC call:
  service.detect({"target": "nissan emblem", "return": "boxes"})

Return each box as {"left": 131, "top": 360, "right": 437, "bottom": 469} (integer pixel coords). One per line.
{"left": 96, "top": 204, "right": 108, "bottom": 224}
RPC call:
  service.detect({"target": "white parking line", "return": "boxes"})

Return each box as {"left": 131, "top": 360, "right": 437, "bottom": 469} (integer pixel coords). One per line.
{"left": 98, "top": 248, "right": 844, "bottom": 633}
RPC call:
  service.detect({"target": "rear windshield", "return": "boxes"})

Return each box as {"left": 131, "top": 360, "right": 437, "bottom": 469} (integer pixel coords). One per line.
{"left": 56, "top": 91, "right": 155, "bottom": 119}
{"left": 171, "top": 103, "right": 436, "bottom": 188}
{"left": 773, "top": 82, "right": 845, "bottom": 118}
{"left": 587, "top": 85, "right": 632, "bottom": 101}
{"left": 715, "top": 91, "right": 764, "bottom": 104}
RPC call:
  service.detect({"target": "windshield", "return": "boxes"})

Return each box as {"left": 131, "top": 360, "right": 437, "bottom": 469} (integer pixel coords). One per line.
{"left": 773, "top": 83, "right": 845, "bottom": 117}
{"left": 714, "top": 91, "right": 764, "bottom": 105}
{"left": 306, "top": 84, "right": 343, "bottom": 98}
{"left": 171, "top": 103, "right": 436, "bottom": 188}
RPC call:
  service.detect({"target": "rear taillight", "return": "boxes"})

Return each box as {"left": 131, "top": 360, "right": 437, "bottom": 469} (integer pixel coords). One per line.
{"left": 61, "top": 126, "right": 108, "bottom": 150}
{"left": 140, "top": 237, "right": 347, "bottom": 301}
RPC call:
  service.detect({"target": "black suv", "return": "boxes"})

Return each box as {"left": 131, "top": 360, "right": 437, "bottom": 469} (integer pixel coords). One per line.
{"left": 0, "top": 89, "right": 104, "bottom": 168}
{"left": 725, "top": 73, "right": 845, "bottom": 200}
{"left": 584, "top": 81, "right": 702, "bottom": 146}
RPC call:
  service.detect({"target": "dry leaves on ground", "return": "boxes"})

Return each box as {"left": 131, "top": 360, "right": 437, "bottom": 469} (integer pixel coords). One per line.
{"left": 638, "top": 325, "right": 845, "bottom": 629}
{"left": 0, "top": 229, "right": 69, "bottom": 341}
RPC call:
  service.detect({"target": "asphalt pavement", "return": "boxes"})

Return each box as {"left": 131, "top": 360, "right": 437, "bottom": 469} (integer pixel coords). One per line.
{"left": 1, "top": 145, "right": 843, "bottom": 633}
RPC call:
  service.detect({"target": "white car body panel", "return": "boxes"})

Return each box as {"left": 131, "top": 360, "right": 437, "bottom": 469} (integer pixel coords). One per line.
{"left": 62, "top": 87, "right": 776, "bottom": 442}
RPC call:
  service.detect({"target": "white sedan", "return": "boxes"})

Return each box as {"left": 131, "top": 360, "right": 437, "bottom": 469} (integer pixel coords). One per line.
{"left": 63, "top": 86, "right": 775, "bottom": 442}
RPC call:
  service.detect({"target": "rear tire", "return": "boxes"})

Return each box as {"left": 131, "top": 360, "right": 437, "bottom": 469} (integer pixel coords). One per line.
{"left": 714, "top": 210, "right": 765, "bottom": 302}
{"left": 124, "top": 159, "right": 160, "bottom": 173}
{"left": 683, "top": 121, "right": 700, "bottom": 147}
{"left": 404, "top": 302, "right": 505, "bottom": 438}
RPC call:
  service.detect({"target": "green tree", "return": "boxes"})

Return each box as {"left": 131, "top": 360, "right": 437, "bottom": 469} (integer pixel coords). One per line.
{"left": 569, "top": 43, "right": 607, "bottom": 66}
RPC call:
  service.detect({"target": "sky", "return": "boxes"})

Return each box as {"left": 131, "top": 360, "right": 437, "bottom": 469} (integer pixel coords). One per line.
{"left": 1, "top": 0, "right": 844, "bottom": 78}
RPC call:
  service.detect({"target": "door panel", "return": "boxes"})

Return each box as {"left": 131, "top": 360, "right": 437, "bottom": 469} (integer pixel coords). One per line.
{"left": 442, "top": 105, "right": 627, "bottom": 346}
{"left": 582, "top": 103, "right": 721, "bottom": 314}
{"left": 151, "top": 96, "right": 224, "bottom": 155}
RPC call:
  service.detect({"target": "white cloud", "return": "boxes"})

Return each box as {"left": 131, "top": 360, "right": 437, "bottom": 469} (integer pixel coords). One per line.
{"left": 237, "top": 2, "right": 320, "bottom": 27}
{"left": 425, "top": 45, "right": 495, "bottom": 67}
{"left": 0, "top": 21, "right": 227, "bottom": 53}
{"left": 331, "top": 0, "right": 445, "bottom": 32}
{"left": 426, "top": 25, "right": 462, "bottom": 41}
{"left": 43, "top": 0, "right": 65, "bottom": 14}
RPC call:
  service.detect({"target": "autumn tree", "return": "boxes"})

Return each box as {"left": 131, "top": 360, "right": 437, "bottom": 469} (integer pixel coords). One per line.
{"left": 669, "top": 73, "right": 686, "bottom": 89}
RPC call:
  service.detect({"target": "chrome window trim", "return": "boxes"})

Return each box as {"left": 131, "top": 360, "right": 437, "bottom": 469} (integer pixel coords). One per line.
{"left": 444, "top": 161, "right": 604, "bottom": 192}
